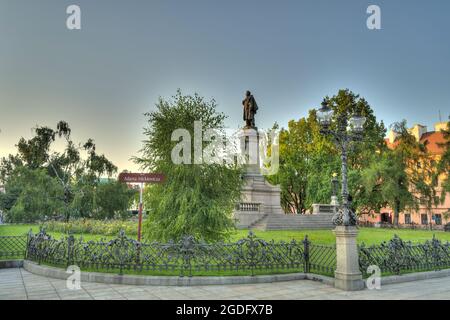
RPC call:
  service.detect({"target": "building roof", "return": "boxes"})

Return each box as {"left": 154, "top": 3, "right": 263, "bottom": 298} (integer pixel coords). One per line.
{"left": 419, "top": 131, "right": 446, "bottom": 155}
{"left": 385, "top": 131, "right": 446, "bottom": 155}
{"left": 384, "top": 138, "right": 400, "bottom": 149}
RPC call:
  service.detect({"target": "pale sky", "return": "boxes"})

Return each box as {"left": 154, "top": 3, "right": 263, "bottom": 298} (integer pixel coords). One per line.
{"left": 1, "top": 0, "right": 449, "bottom": 172}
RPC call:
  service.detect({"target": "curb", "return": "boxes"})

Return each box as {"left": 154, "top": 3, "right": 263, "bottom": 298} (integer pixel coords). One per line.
{"left": 377, "top": 269, "right": 450, "bottom": 286}
{"left": 23, "top": 260, "right": 336, "bottom": 286}
{"left": 23, "top": 260, "right": 450, "bottom": 288}
{"left": 0, "top": 260, "right": 23, "bottom": 269}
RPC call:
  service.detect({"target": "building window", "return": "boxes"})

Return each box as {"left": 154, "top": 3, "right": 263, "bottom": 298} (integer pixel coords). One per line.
{"left": 421, "top": 214, "right": 428, "bottom": 225}
{"left": 434, "top": 214, "right": 442, "bottom": 225}
{"left": 404, "top": 214, "right": 411, "bottom": 224}
{"left": 381, "top": 213, "right": 391, "bottom": 224}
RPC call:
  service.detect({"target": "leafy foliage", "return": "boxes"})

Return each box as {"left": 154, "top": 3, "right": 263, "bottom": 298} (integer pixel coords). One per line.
{"left": 267, "top": 111, "right": 338, "bottom": 213}
{"left": 0, "top": 121, "right": 133, "bottom": 222}
{"left": 393, "top": 120, "right": 441, "bottom": 227}
{"left": 361, "top": 150, "right": 415, "bottom": 225}
{"left": 92, "top": 181, "right": 137, "bottom": 220}
{"left": 2, "top": 167, "right": 65, "bottom": 222}
{"left": 437, "top": 119, "right": 450, "bottom": 206}
{"left": 269, "top": 89, "right": 386, "bottom": 214}
{"left": 43, "top": 219, "right": 138, "bottom": 236}
{"left": 135, "top": 90, "right": 243, "bottom": 242}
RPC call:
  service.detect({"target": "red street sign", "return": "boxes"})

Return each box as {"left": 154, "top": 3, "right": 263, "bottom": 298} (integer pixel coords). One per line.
{"left": 118, "top": 172, "right": 165, "bottom": 184}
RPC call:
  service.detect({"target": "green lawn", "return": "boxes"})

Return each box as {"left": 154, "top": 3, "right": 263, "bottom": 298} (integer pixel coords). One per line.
{"left": 1, "top": 223, "right": 449, "bottom": 245}
{"left": 233, "top": 228, "right": 450, "bottom": 245}
{"left": 0, "top": 224, "right": 111, "bottom": 241}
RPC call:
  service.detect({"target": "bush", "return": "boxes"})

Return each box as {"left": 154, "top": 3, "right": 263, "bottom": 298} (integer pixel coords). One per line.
{"left": 43, "top": 219, "right": 138, "bottom": 236}
{"left": 445, "top": 223, "right": 450, "bottom": 232}
{"left": 3, "top": 167, "right": 65, "bottom": 223}
{"left": 92, "top": 181, "right": 136, "bottom": 220}
{"left": 136, "top": 91, "right": 243, "bottom": 242}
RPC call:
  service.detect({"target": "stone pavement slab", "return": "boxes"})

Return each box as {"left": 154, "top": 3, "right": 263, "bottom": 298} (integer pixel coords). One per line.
{"left": 0, "top": 268, "right": 449, "bottom": 300}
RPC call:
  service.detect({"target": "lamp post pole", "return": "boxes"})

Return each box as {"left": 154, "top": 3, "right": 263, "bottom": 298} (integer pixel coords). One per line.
{"left": 317, "top": 100, "right": 365, "bottom": 226}
{"left": 316, "top": 99, "right": 366, "bottom": 291}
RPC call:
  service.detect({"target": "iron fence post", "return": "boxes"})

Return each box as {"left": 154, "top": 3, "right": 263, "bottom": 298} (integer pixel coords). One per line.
{"left": 24, "top": 229, "right": 32, "bottom": 260}
{"left": 303, "top": 235, "right": 310, "bottom": 273}
{"left": 67, "top": 233, "right": 74, "bottom": 268}
{"left": 180, "top": 235, "right": 195, "bottom": 277}
{"left": 248, "top": 231, "right": 257, "bottom": 276}
{"left": 118, "top": 230, "right": 126, "bottom": 275}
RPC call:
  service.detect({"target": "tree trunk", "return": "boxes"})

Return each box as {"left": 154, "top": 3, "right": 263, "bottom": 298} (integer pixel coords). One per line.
{"left": 393, "top": 199, "right": 400, "bottom": 227}
{"left": 64, "top": 187, "right": 71, "bottom": 222}
{"left": 429, "top": 210, "right": 433, "bottom": 231}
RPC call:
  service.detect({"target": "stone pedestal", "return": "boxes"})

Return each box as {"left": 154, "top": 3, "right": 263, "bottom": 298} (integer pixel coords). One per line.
{"left": 239, "top": 127, "right": 260, "bottom": 174}
{"left": 238, "top": 127, "right": 282, "bottom": 214}
{"left": 233, "top": 127, "right": 283, "bottom": 228}
{"left": 238, "top": 173, "right": 283, "bottom": 215}
{"left": 333, "top": 226, "right": 364, "bottom": 291}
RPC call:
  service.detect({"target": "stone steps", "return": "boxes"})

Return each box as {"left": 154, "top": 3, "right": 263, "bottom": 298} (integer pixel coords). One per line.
{"left": 250, "top": 213, "right": 335, "bottom": 231}
{"left": 248, "top": 213, "right": 268, "bottom": 229}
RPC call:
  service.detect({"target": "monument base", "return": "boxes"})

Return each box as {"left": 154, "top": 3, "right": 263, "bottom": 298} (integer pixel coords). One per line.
{"left": 240, "top": 173, "right": 283, "bottom": 215}
{"left": 233, "top": 127, "right": 283, "bottom": 227}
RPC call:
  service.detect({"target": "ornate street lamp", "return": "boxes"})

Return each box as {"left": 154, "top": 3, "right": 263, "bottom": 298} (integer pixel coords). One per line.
{"left": 330, "top": 173, "right": 339, "bottom": 206}
{"left": 317, "top": 101, "right": 334, "bottom": 128}
{"left": 316, "top": 100, "right": 366, "bottom": 226}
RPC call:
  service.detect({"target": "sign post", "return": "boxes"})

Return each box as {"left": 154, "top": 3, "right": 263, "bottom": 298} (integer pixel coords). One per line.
{"left": 118, "top": 173, "right": 165, "bottom": 242}
{"left": 138, "top": 182, "right": 143, "bottom": 242}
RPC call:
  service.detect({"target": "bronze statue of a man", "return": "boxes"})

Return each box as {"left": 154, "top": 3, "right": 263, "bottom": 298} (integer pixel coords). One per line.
{"left": 242, "top": 90, "right": 258, "bottom": 128}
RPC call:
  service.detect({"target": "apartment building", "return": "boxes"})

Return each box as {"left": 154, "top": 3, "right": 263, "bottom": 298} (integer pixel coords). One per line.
{"left": 359, "top": 122, "right": 449, "bottom": 228}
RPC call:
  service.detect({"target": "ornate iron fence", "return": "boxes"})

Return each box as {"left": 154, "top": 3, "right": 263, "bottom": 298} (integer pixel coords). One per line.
{"left": 0, "top": 235, "right": 27, "bottom": 260}
{"left": 309, "top": 243, "right": 336, "bottom": 275}
{"left": 359, "top": 235, "right": 450, "bottom": 276}
{"left": 25, "top": 229, "right": 336, "bottom": 277}
{"left": 13, "top": 229, "right": 450, "bottom": 278}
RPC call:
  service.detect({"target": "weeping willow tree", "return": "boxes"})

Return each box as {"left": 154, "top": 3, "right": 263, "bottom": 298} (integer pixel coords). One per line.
{"left": 135, "top": 90, "right": 243, "bottom": 242}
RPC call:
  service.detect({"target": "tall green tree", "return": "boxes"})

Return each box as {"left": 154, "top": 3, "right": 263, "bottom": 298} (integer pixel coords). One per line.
{"left": 389, "top": 120, "right": 441, "bottom": 228}
{"left": 361, "top": 150, "right": 415, "bottom": 226}
{"left": 409, "top": 141, "right": 441, "bottom": 229}
{"left": 269, "top": 89, "right": 386, "bottom": 214}
{"left": 0, "top": 121, "right": 118, "bottom": 222}
{"left": 135, "top": 90, "right": 243, "bottom": 242}
{"left": 92, "top": 181, "right": 136, "bottom": 220}
{"left": 1, "top": 167, "right": 65, "bottom": 223}
{"left": 267, "top": 111, "right": 338, "bottom": 213}
{"left": 437, "top": 119, "right": 450, "bottom": 205}
{"left": 324, "top": 90, "right": 387, "bottom": 214}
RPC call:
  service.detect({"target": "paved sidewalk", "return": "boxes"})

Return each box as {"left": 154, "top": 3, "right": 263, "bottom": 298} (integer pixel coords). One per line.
{"left": 0, "top": 268, "right": 449, "bottom": 300}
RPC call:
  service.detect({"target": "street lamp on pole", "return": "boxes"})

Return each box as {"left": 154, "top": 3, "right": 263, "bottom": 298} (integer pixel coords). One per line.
{"left": 331, "top": 173, "right": 339, "bottom": 206}
{"left": 316, "top": 100, "right": 366, "bottom": 226}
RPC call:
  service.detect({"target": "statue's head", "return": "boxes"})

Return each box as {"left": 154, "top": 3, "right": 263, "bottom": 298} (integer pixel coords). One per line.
{"left": 246, "top": 90, "right": 251, "bottom": 96}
